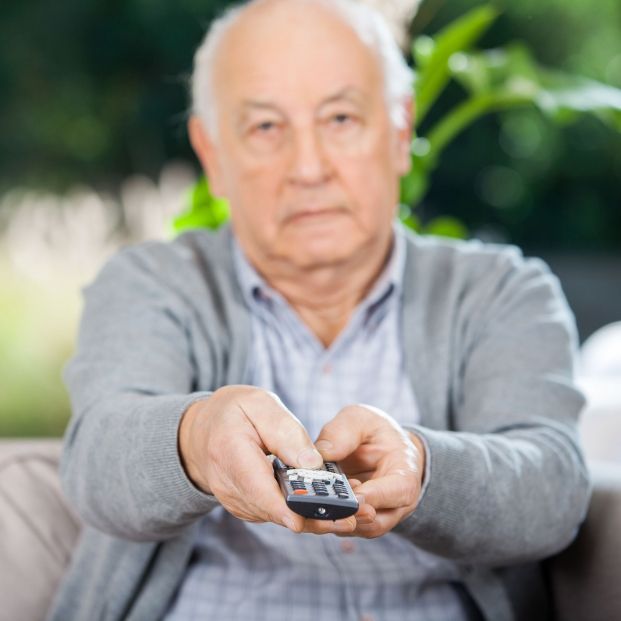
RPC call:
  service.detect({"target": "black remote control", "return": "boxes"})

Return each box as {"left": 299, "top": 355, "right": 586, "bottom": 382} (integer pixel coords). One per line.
{"left": 273, "top": 456, "right": 359, "bottom": 520}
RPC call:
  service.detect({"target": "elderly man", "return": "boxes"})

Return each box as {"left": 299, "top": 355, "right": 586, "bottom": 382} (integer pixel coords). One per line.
{"left": 48, "top": 0, "right": 590, "bottom": 620}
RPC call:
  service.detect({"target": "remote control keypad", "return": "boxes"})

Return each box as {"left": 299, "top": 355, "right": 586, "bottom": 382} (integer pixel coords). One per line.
{"left": 273, "top": 457, "right": 358, "bottom": 520}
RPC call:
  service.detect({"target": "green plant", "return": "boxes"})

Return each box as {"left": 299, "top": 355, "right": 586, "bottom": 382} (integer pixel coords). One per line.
{"left": 172, "top": 5, "right": 621, "bottom": 238}
{"left": 171, "top": 176, "right": 230, "bottom": 234}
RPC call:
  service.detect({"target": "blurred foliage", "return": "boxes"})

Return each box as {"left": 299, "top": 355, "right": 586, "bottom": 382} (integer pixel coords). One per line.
{"left": 400, "top": 5, "right": 621, "bottom": 218}
{"left": 0, "top": 0, "right": 231, "bottom": 193}
{"left": 173, "top": 177, "right": 230, "bottom": 233}
{"left": 0, "top": 260, "right": 74, "bottom": 436}
{"left": 410, "top": 0, "right": 621, "bottom": 250}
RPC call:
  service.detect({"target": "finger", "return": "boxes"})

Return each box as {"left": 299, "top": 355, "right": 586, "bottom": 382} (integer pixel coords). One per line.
{"left": 337, "top": 450, "right": 384, "bottom": 476}
{"left": 352, "top": 472, "right": 419, "bottom": 511}
{"left": 300, "top": 516, "right": 357, "bottom": 535}
{"left": 342, "top": 469, "right": 374, "bottom": 484}
{"left": 354, "top": 502, "right": 376, "bottom": 524}
{"left": 241, "top": 390, "right": 323, "bottom": 469}
{"left": 348, "top": 480, "right": 373, "bottom": 515}
{"left": 215, "top": 438, "right": 305, "bottom": 532}
{"left": 351, "top": 509, "right": 400, "bottom": 539}
{"left": 314, "top": 405, "right": 381, "bottom": 461}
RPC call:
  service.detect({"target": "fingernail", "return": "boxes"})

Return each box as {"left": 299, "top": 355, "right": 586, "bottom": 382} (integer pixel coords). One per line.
{"left": 282, "top": 516, "right": 297, "bottom": 531}
{"left": 298, "top": 448, "right": 323, "bottom": 468}
{"left": 315, "top": 440, "right": 333, "bottom": 452}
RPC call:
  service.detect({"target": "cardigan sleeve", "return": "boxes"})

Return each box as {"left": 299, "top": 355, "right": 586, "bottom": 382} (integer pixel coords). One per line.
{"left": 395, "top": 248, "right": 590, "bottom": 566}
{"left": 60, "top": 246, "right": 221, "bottom": 542}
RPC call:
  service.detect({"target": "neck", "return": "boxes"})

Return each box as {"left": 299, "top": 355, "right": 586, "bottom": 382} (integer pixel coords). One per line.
{"left": 244, "top": 233, "right": 394, "bottom": 347}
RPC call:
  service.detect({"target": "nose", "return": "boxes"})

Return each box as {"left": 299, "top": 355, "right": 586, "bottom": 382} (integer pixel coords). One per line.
{"left": 288, "top": 126, "right": 332, "bottom": 187}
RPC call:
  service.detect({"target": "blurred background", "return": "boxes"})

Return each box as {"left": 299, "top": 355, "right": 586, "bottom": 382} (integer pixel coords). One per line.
{"left": 1, "top": 0, "right": 620, "bottom": 437}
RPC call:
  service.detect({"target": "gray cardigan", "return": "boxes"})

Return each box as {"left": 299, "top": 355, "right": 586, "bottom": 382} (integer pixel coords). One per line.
{"left": 47, "top": 225, "right": 590, "bottom": 621}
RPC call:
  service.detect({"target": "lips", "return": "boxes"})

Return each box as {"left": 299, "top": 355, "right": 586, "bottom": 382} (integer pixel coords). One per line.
{"left": 285, "top": 206, "right": 344, "bottom": 223}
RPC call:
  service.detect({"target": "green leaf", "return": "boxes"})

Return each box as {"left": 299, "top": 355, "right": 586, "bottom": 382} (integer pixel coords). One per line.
{"left": 425, "top": 90, "right": 533, "bottom": 160}
{"left": 449, "top": 44, "right": 621, "bottom": 130}
{"left": 400, "top": 151, "right": 431, "bottom": 207}
{"left": 423, "top": 216, "right": 468, "bottom": 239}
{"left": 449, "top": 44, "right": 540, "bottom": 96}
{"left": 171, "top": 176, "right": 230, "bottom": 234}
{"left": 413, "top": 5, "right": 500, "bottom": 124}
{"left": 398, "top": 204, "right": 422, "bottom": 232}
{"left": 412, "top": 35, "right": 435, "bottom": 70}
{"left": 536, "top": 71, "right": 621, "bottom": 131}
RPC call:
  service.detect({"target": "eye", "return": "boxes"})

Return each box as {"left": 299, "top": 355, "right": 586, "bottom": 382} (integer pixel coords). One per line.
{"left": 332, "top": 113, "right": 352, "bottom": 125}
{"left": 326, "top": 112, "right": 360, "bottom": 131}
{"left": 253, "top": 120, "right": 278, "bottom": 133}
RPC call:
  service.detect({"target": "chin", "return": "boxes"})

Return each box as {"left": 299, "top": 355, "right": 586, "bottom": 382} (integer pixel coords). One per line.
{"left": 282, "top": 232, "right": 364, "bottom": 269}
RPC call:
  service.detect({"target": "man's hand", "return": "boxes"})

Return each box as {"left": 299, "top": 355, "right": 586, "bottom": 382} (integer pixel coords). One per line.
{"left": 178, "top": 386, "right": 360, "bottom": 533}
{"left": 304, "top": 404, "right": 426, "bottom": 538}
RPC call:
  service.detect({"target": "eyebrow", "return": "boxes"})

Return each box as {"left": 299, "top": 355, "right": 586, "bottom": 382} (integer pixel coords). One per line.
{"left": 320, "top": 86, "right": 365, "bottom": 107}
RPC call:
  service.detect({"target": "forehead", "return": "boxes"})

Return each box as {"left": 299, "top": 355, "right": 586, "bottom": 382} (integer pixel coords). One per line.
{"left": 212, "top": 0, "right": 383, "bottom": 110}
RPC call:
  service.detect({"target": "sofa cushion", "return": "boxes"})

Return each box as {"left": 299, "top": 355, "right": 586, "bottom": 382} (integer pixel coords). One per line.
{"left": 547, "top": 461, "right": 621, "bottom": 621}
{"left": 0, "top": 440, "right": 81, "bottom": 621}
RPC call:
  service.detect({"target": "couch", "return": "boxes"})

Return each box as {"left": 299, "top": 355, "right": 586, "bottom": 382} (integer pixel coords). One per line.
{"left": 1, "top": 439, "right": 620, "bottom": 621}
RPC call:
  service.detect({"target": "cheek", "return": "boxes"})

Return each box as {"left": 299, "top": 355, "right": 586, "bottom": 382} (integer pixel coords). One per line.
{"left": 338, "top": 152, "right": 401, "bottom": 221}
{"left": 217, "top": 132, "right": 283, "bottom": 205}
{"left": 225, "top": 160, "right": 285, "bottom": 239}
{"left": 334, "top": 125, "right": 402, "bottom": 206}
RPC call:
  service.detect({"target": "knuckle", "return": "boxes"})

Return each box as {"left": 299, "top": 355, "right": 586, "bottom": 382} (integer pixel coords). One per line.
{"left": 276, "top": 417, "right": 304, "bottom": 440}
{"left": 250, "top": 386, "right": 271, "bottom": 401}
{"left": 263, "top": 509, "right": 277, "bottom": 524}
{"left": 373, "top": 486, "right": 387, "bottom": 507}
{"left": 365, "top": 524, "right": 384, "bottom": 539}
{"left": 404, "top": 484, "right": 418, "bottom": 507}
{"left": 209, "top": 478, "right": 232, "bottom": 502}
{"left": 223, "top": 503, "right": 247, "bottom": 521}
{"left": 302, "top": 522, "right": 321, "bottom": 535}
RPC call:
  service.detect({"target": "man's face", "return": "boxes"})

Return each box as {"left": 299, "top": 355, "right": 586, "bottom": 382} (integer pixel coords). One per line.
{"left": 192, "top": 0, "right": 412, "bottom": 270}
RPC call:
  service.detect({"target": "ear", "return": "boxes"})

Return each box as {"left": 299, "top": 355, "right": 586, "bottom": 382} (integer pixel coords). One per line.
{"left": 187, "top": 115, "right": 225, "bottom": 197}
{"left": 395, "top": 97, "right": 414, "bottom": 176}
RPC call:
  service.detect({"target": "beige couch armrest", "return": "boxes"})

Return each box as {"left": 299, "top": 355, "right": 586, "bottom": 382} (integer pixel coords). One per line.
{"left": 0, "top": 439, "right": 81, "bottom": 621}
{"left": 546, "top": 461, "right": 621, "bottom": 621}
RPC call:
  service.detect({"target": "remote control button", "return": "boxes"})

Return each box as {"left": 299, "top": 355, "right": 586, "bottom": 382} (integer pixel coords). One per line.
{"left": 337, "top": 493, "right": 349, "bottom": 499}
{"left": 293, "top": 489, "right": 308, "bottom": 495}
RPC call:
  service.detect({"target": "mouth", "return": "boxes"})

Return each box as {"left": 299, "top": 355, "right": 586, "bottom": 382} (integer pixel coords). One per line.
{"left": 285, "top": 206, "right": 345, "bottom": 224}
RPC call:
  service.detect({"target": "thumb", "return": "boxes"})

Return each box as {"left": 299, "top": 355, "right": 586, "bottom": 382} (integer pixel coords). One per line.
{"left": 315, "top": 405, "right": 374, "bottom": 461}
{"left": 251, "top": 391, "right": 324, "bottom": 469}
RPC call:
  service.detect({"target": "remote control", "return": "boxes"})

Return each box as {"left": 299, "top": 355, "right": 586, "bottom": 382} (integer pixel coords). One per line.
{"left": 272, "top": 456, "right": 359, "bottom": 520}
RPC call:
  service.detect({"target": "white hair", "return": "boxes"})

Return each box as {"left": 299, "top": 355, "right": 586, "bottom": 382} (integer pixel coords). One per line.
{"left": 191, "top": 0, "right": 414, "bottom": 136}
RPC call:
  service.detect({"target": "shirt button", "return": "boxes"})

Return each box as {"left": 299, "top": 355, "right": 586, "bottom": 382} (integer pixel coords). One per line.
{"left": 322, "top": 363, "right": 333, "bottom": 374}
{"left": 340, "top": 540, "right": 355, "bottom": 554}
{"left": 360, "top": 615, "right": 374, "bottom": 621}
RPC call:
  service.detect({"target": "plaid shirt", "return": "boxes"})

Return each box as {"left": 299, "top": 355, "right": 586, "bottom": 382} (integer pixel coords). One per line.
{"left": 164, "top": 226, "right": 468, "bottom": 621}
